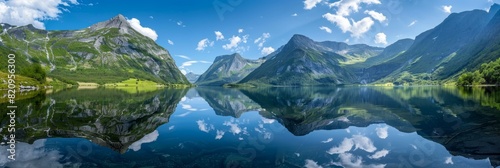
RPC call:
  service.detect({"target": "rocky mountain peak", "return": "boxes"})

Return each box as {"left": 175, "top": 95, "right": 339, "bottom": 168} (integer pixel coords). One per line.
{"left": 89, "top": 14, "right": 131, "bottom": 31}
{"left": 490, "top": 3, "right": 500, "bottom": 15}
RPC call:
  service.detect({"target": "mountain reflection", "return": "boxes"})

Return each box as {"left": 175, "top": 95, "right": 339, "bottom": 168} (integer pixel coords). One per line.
{"left": 0, "top": 88, "right": 187, "bottom": 153}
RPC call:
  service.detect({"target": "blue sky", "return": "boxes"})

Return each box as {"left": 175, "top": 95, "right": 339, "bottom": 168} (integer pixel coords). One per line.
{"left": 1, "top": 0, "right": 499, "bottom": 74}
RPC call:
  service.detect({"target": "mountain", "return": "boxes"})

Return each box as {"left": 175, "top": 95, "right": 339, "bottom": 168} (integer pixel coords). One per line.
{"left": 363, "top": 4, "right": 500, "bottom": 84}
{"left": 238, "top": 34, "right": 365, "bottom": 86}
{"left": 185, "top": 72, "right": 200, "bottom": 83}
{"left": 0, "top": 14, "right": 189, "bottom": 85}
{"left": 195, "top": 53, "right": 263, "bottom": 86}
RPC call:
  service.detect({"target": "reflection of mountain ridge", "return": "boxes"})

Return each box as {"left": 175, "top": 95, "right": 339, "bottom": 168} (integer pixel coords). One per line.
{"left": 0, "top": 88, "right": 187, "bottom": 153}
{"left": 239, "top": 87, "right": 416, "bottom": 136}
{"left": 195, "top": 86, "right": 500, "bottom": 166}
{"left": 196, "top": 87, "right": 261, "bottom": 118}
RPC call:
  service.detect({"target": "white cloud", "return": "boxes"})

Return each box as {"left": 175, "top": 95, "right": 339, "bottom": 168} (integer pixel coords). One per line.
{"left": 127, "top": 18, "right": 158, "bottom": 41}
{"left": 169, "top": 125, "right": 175, "bottom": 130}
{"left": 223, "top": 120, "right": 242, "bottom": 134}
{"left": 323, "top": 13, "right": 374, "bottom": 38}
{"left": 0, "top": 0, "right": 80, "bottom": 29}
{"left": 215, "top": 31, "right": 224, "bottom": 40}
{"left": 254, "top": 33, "right": 271, "bottom": 49}
{"left": 408, "top": 20, "right": 417, "bottom": 27}
{"left": 242, "top": 34, "right": 249, "bottom": 43}
{"left": 304, "top": 0, "right": 322, "bottom": 10}
{"left": 196, "top": 38, "right": 213, "bottom": 51}
{"left": 375, "top": 126, "right": 388, "bottom": 139}
{"left": 369, "top": 149, "right": 389, "bottom": 159}
{"left": 0, "top": 140, "right": 66, "bottom": 167}
{"left": 129, "top": 130, "right": 159, "bottom": 151}
{"left": 261, "top": 117, "right": 275, "bottom": 124}
{"left": 176, "top": 21, "right": 185, "bottom": 27}
{"left": 261, "top": 46, "right": 275, "bottom": 56}
{"left": 176, "top": 55, "right": 191, "bottom": 60}
{"left": 197, "top": 120, "right": 211, "bottom": 133}
{"left": 305, "top": 159, "right": 323, "bottom": 168}
{"left": 319, "top": 26, "right": 332, "bottom": 33}
{"left": 329, "top": 0, "right": 381, "bottom": 16}
{"left": 364, "top": 10, "right": 386, "bottom": 23}
{"left": 223, "top": 35, "right": 242, "bottom": 50}
{"left": 445, "top": 157, "right": 454, "bottom": 164}
{"left": 168, "top": 39, "right": 174, "bottom": 45}
{"left": 321, "top": 138, "right": 333, "bottom": 143}
{"left": 442, "top": 5, "right": 452, "bottom": 14}
{"left": 216, "top": 130, "right": 225, "bottom": 140}
{"left": 327, "top": 135, "right": 376, "bottom": 154}
{"left": 333, "top": 153, "right": 386, "bottom": 168}
{"left": 238, "top": 28, "right": 244, "bottom": 33}
{"left": 180, "top": 60, "right": 211, "bottom": 69}
{"left": 69, "top": 0, "right": 79, "bottom": 5}
{"left": 374, "top": 33, "right": 387, "bottom": 45}
{"left": 292, "top": 13, "right": 298, "bottom": 16}
{"left": 180, "top": 69, "right": 187, "bottom": 75}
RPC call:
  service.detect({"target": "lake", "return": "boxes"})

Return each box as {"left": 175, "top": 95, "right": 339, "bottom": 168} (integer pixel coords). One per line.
{"left": 1, "top": 86, "right": 499, "bottom": 168}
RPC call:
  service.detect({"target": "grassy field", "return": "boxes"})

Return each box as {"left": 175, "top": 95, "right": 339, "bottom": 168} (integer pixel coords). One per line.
{"left": 0, "top": 71, "right": 42, "bottom": 89}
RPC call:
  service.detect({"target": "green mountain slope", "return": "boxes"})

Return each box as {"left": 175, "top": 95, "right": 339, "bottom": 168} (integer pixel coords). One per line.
{"left": 238, "top": 34, "right": 359, "bottom": 86}
{"left": 364, "top": 4, "right": 500, "bottom": 84}
{"left": 0, "top": 14, "right": 189, "bottom": 85}
{"left": 195, "top": 53, "right": 263, "bottom": 86}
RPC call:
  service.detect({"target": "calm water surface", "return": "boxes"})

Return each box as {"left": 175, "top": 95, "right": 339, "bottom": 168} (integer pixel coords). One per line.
{"left": 1, "top": 86, "right": 499, "bottom": 168}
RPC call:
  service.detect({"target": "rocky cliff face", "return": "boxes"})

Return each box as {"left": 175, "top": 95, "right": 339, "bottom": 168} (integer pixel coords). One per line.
{"left": 0, "top": 14, "right": 189, "bottom": 84}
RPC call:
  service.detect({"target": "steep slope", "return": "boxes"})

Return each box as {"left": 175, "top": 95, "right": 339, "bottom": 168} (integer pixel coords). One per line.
{"left": 185, "top": 72, "right": 200, "bottom": 83}
{"left": 319, "top": 41, "right": 383, "bottom": 64}
{"left": 364, "top": 5, "right": 500, "bottom": 84}
{"left": 0, "top": 14, "right": 189, "bottom": 84}
{"left": 436, "top": 4, "right": 500, "bottom": 79}
{"left": 238, "top": 34, "right": 358, "bottom": 86}
{"left": 362, "top": 38, "right": 414, "bottom": 67}
{"left": 195, "top": 53, "right": 262, "bottom": 86}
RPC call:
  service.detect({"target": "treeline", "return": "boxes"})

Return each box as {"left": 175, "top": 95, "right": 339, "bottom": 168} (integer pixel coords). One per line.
{"left": 457, "top": 58, "right": 500, "bottom": 86}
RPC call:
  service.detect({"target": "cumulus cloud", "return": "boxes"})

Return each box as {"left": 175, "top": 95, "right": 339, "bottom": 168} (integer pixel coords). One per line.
{"left": 323, "top": 0, "right": 381, "bottom": 37}
{"left": 216, "top": 130, "right": 225, "bottom": 140}
{"left": 261, "top": 46, "right": 275, "bottom": 56}
{"left": 327, "top": 135, "right": 377, "bottom": 154}
{"left": 374, "top": 33, "right": 387, "bottom": 45}
{"left": 442, "top": 5, "right": 452, "bottom": 14}
{"left": 292, "top": 13, "right": 298, "bottom": 16}
{"left": 196, "top": 38, "right": 214, "bottom": 51}
{"left": 254, "top": 33, "right": 271, "bottom": 49}
{"left": 305, "top": 159, "right": 323, "bottom": 168}
{"left": 364, "top": 10, "right": 386, "bottom": 23}
{"left": 197, "top": 120, "right": 212, "bottom": 133}
{"left": 238, "top": 28, "right": 244, "bottom": 33}
{"left": 215, "top": 31, "right": 224, "bottom": 40}
{"left": 261, "top": 117, "right": 275, "bottom": 124}
{"left": 168, "top": 39, "right": 174, "bottom": 45}
{"left": 319, "top": 26, "right": 332, "bottom": 33}
{"left": 127, "top": 18, "right": 158, "bottom": 41}
{"left": 304, "top": 0, "right": 322, "bottom": 10}
{"left": 408, "top": 20, "right": 417, "bottom": 27}
{"left": 333, "top": 153, "right": 386, "bottom": 168}
{"left": 329, "top": 0, "right": 381, "bottom": 16}
{"left": 0, "top": 0, "right": 80, "bottom": 29}
{"left": 323, "top": 13, "right": 374, "bottom": 38}
{"left": 222, "top": 35, "right": 242, "bottom": 50}
{"left": 375, "top": 126, "right": 388, "bottom": 139}
{"left": 223, "top": 120, "right": 242, "bottom": 135}
{"left": 129, "top": 130, "right": 159, "bottom": 151}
